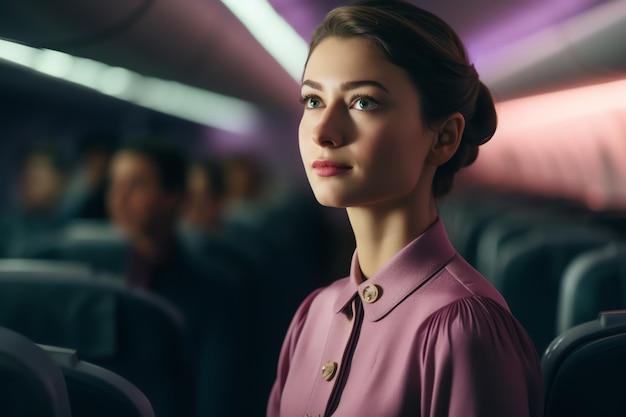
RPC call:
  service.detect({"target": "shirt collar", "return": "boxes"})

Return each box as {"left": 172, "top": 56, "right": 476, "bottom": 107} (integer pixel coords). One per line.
{"left": 333, "top": 218, "right": 456, "bottom": 321}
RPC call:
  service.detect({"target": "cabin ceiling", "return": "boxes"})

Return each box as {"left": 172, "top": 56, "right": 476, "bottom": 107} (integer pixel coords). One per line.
{"left": 0, "top": 0, "right": 624, "bottom": 120}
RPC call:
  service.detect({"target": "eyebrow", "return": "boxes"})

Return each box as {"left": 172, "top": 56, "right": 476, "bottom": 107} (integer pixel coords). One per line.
{"left": 302, "top": 79, "right": 389, "bottom": 93}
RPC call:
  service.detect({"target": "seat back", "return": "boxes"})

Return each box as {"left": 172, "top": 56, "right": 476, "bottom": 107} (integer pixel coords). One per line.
{"left": 475, "top": 211, "right": 568, "bottom": 281}
{"left": 495, "top": 226, "right": 609, "bottom": 352}
{"left": 0, "top": 258, "right": 93, "bottom": 278}
{"left": 42, "top": 345, "right": 155, "bottom": 417}
{"left": 0, "top": 273, "right": 187, "bottom": 417}
{"left": 14, "top": 220, "right": 129, "bottom": 275}
{"left": 557, "top": 244, "right": 626, "bottom": 333}
{"left": 542, "top": 311, "right": 626, "bottom": 417}
{"left": 0, "top": 327, "right": 72, "bottom": 417}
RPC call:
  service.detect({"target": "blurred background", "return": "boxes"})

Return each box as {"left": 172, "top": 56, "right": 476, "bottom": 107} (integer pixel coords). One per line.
{"left": 0, "top": 0, "right": 625, "bottom": 416}
{"left": 2, "top": 0, "right": 626, "bottom": 211}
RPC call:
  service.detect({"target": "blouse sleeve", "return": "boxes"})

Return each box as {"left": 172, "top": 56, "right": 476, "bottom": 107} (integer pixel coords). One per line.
{"left": 266, "top": 288, "right": 324, "bottom": 417}
{"left": 418, "top": 295, "right": 544, "bottom": 417}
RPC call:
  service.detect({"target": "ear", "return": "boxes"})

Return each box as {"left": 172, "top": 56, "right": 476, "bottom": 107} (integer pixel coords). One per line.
{"left": 426, "top": 112, "right": 465, "bottom": 166}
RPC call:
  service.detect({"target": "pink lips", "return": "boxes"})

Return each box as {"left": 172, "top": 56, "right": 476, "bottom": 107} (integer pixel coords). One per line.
{"left": 312, "top": 160, "right": 352, "bottom": 177}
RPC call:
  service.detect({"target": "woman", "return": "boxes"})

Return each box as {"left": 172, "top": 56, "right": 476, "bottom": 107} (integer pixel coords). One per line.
{"left": 267, "top": 1, "right": 543, "bottom": 416}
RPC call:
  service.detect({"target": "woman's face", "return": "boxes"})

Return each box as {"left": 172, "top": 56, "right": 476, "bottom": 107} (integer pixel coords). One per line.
{"left": 299, "top": 36, "right": 437, "bottom": 209}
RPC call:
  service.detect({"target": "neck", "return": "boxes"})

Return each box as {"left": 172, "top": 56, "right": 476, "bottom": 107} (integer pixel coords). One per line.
{"left": 347, "top": 193, "right": 438, "bottom": 280}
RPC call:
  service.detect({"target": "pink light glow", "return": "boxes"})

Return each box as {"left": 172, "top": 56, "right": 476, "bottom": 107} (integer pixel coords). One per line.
{"left": 467, "top": 0, "right": 601, "bottom": 59}
{"left": 466, "top": 78, "right": 626, "bottom": 210}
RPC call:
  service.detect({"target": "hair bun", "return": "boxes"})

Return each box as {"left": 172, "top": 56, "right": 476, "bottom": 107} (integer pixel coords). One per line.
{"left": 462, "top": 82, "right": 497, "bottom": 147}
{"left": 432, "top": 83, "right": 495, "bottom": 197}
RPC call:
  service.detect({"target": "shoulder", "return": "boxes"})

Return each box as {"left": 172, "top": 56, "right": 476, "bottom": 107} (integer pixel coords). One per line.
{"left": 284, "top": 277, "right": 348, "bottom": 335}
{"left": 290, "top": 277, "right": 347, "bottom": 323}
{"left": 292, "top": 287, "right": 326, "bottom": 322}
{"left": 394, "top": 254, "right": 509, "bottom": 322}
{"left": 416, "top": 295, "right": 544, "bottom": 417}
{"left": 418, "top": 295, "right": 535, "bottom": 358}
{"left": 434, "top": 254, "right": 509, "bottom": 309}
{"left": 278, "top": 286, "right": 327, "bottom": 358}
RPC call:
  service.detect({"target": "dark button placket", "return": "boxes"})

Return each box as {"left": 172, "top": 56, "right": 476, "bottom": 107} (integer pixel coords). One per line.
{"left": 324, "top": 296, "right": 364, "bottom": 417}
{"left": 303, "top": 296, "right": 365, "bottom": 417}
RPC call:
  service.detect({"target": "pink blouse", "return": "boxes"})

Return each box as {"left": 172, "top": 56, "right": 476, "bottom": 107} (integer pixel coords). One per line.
{"left": 267, "top": 219, "right": 543, "bottom": 417}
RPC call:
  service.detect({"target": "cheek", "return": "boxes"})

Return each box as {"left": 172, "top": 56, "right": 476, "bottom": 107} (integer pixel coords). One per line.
{"left": 129, "top": 192, "right": 159, "bottom": 214}
{"left": 362, "top": 124, "right": 412, "bottom": 165}
{"left": 108, "top": 189, "right": 157, "bottom": 222}
{"left": 362, "top": 125, "right": 428, "bottom": 187}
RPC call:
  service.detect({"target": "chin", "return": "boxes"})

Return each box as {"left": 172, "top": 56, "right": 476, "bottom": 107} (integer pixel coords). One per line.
{"left": 316, "top": 199, "right": 347, "bottom": 209}
{"left": 311, "top": 190, "right": 351, "bottom": 208}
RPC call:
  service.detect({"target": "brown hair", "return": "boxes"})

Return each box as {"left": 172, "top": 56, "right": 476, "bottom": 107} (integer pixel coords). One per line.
{"left": 306, "top": 0, "right": 497, "bottom": 197}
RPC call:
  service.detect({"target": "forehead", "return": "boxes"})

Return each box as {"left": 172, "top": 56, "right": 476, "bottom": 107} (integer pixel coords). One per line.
{"left": 303, "top": 36, "right": 411, "bottom": 89}
{"left": 111, "top": 152, "right": 156, "bottom": 176}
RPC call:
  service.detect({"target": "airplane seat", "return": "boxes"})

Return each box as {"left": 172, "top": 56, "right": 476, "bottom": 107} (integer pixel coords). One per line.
{"left": 0, "top": 326, "right": 72, "bottom": 417}
{"left": 542, "top": 310, "right": 626, "bottom": 417}
{"left": 437, "top": 192, "right": 479, "bottom": 249}
{"left": 261, "top": 190, "right": 331, "bottom": 296}
{"left": 42, "top": 345, "right": 155, "bottom": 417}
{"left": 180, "top": 223, "right": 270, "bottom": 284}
{"left": 0, "top": 258, "right": 93, "bottom": 278}
{"left": 438, "top": 192, "right": 531, "bottom": 266}
{"left": 444, "top": 200, "right": 505, "bottom": 266}
{"left": 0, "top": 274, "right": 188, "bottom": 417}
{"left": 185, "top": 201, "right": 304, "bottom": 416}
{"left": 475, "top": 212, "right": 542, "bottom": 281}
{"left": 494, "top": 226, "right": 611, "bottom": 353}
{"left": 215, "top": 191, "right": 332, "bottom": 416}
{"left": 14, "top": 220, "right": 257, "bottom": 417}
{"left": 435, "top": 193, "right": 462, "bottom": 233}
{"left": 12, "top": 220, "right": 129, "bottom": 275}
{"left": 180, "top": 222, "right": 270, "bottom": 401}
{"left": 557, "top": 244, "right": 626, "bottom": 334}
{"left": 475, "top": 211, "right": 578, "bottom": 282}
{"left": 252, "top": 192, "right": 333, "bottom": 412}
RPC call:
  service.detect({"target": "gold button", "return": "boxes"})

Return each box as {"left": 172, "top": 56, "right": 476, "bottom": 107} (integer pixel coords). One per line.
{"left": 362, "top": 284, "right": 380, "bottom": 303}
{"left": 321, "top": 361, "right": 338, "bottom": 381}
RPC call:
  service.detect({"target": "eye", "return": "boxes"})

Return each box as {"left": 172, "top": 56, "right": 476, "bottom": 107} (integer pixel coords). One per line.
{"left": 351, "top": 95, "right": 378, "bottom": 111}
{"left": 300, "top": 95, "right": 323, "bottom": 109}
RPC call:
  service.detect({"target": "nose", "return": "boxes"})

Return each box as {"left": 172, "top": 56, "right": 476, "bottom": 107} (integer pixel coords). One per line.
{"left": 310, "top": 103, "right": 347, "bottom": 148}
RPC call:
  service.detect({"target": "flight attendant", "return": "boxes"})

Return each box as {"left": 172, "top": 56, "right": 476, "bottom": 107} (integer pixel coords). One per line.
{"left": 267, "top": 1, "right": 543, "bottom": 416}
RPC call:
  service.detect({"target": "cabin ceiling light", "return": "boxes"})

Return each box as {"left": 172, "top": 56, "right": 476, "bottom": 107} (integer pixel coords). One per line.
{"left": 221, "top": 0, "right": 308, "bottom": 82}
{"left": 0, "top": 38, "right": 260, "bottom": 134}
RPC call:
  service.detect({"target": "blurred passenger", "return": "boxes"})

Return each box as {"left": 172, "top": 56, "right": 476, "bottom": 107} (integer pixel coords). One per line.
{"left": 183, "top": 158, "right": 228, "bottom": 232}
{"left": 0, "top": 141, "right": 69, "bottom": 257}
{"left": 224, "top": 154, "right": 265, "bottom": 201}
{"left": 108, "top": 139, "right": 183, "bottom": 278}
{"left": 107, "top": 138, "right": 242, "bottom": 288}
{"left": 222, "top": 153, "right": 271, "bottom": 226}
{"left": 0, "top": 141, "right": 71, "bottom": 256}
{"left": 180, "top": 158, "right": 240, "bottom": 270}
{"left": 64, "top": 131, "right": 119, "bottom": 220}
{"left": 108, "top": 138, "right": 243, "bottom": 417}
{"left": 16, "top": 141, "right": 69, "bottom": 226}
